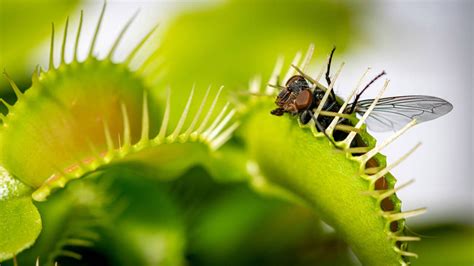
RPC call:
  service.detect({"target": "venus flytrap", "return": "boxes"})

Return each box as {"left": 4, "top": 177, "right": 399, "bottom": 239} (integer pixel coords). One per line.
{"left": 0, "top": 3, "right": 449, "bottom": 265}
{"left": 0, "top": 4, "right": 238, "bottom": 262}
{"left": 239, "top": 46, "right": 428, "bottom": 265}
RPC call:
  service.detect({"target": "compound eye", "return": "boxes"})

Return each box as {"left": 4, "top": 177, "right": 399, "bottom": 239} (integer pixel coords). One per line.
{"left": 295, "top": 89, "right": 312, "bottom": 110}
{"left": 285, "top": 75, "right": 302, "bottom": 87}
{"left": 285, "top": 75, "right": 309, "bottom": 92}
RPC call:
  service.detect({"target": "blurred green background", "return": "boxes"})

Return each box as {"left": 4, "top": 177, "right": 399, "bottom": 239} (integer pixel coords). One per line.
{"left": 0, "top": 0, "right": 472, "bottom": 265}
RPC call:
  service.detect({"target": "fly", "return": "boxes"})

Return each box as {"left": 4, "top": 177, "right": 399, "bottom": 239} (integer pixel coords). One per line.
{"left": 270, "top": 47, "right": 453, "bottom": 142}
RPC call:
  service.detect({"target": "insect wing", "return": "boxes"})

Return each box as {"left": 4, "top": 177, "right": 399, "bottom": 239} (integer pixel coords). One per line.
{"left": 353, "top": 95, "right": 453, "bottom": 132}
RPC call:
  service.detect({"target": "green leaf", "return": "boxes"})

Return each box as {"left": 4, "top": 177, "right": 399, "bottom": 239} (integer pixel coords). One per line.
{"left": 0, "top": 166, "right": 31, "bottom": 200}
{"left": 242, "top": 100, "right": 403, "bottom": 266}
{"left": 0, "top": 197, "right": 42, "bottom": 261}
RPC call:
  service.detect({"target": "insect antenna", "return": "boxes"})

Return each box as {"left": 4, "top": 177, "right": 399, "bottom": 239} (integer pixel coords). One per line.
{"left": 348, "top": 71, "right": 386, "bottom": 114}
{"left": 325, "top": 46, "right": 337, "bottom": 100}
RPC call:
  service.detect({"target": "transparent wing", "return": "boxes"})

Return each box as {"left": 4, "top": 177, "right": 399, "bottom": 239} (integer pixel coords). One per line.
{"left": 349, "top": 95, "right": 453, "bottom": 132}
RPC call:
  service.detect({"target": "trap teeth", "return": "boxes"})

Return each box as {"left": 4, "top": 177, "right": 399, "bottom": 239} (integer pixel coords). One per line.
{"left": 1, "top": 6, "right": 240, "bottom": 203}
{"left": 283, "top": 52, "right": 302, "bottom": 82}
{"left": 359, "top": 119, "right": 417, "bottom": 164}
{"left": 258, "top": 48, "right": 428, "bottom": 265}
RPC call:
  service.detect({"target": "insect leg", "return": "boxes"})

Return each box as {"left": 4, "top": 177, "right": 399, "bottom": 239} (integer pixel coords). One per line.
{"left": 348, "top": 71, "right": 386, "bottom": 114}
{"left": 325, "top": 46, "right": 337, "bottom": 101}
{"left": 271, "top": 107, "right": 285, "bottom": 116}
{"left": 307, "top": 109, "right": 340, "bottom": 148}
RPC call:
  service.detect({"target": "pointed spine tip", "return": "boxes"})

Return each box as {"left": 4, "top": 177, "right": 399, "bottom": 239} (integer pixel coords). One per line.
{"left": 369, "top": 142, "right": 421, "bottom": 183}
{"left": 378, "top": 179, "right": 415, "bottom": 201}
{"left": 360, "top": 119, "right": 417, "bottom": 163}
{"left": 58, "top": 250, "right": 82, "bottom": 260}
{"left": 207, "top": 108, "right": 236, "bottom": 141}
{"left": 125, "top": 24, "right": 158, "bottom": 66}
{"left": 169, "top": 86, "right": 194, "bottom": 140}
{"left": 32, "top": 65, "right": 41, "bottom": 84}
{"left": 103, "top": 120, "right": 115, "bottom": 155}
{"left": 392, "top": 235, "right": 421, "bottom": 242}
{"left": 89, "top": 2, "right": 107, "bottom": 58}
{"left": 156, "top": 88, "right": 171, "bottom": 142}
{"left": 202, "top": 102, "right": 230, "bottom": 138}
{"left": 210, "top": 121, "right": 240, "bottom": 150}
{"left": 301, "top": 43, "right": 315, "bottom": 72}
{"left": 385, "top": 208, "right": 427, "bottom": 222}
{"left": 326, "top": 68, "right": 370, "bottom": 135}
{"left": 0, "top": 98, "right": 13, "bottom": 110}
{"left": 61, "top": 16, "right": 70, "bottom": 64}
{"left": 120, "top": 103, "right": 131, "bottom": 149}
{"left": 108, "top": 9, "right": 140, "bottom": 59}
{"left": 265, "top": 56, "right": 284, "bottom": 94}
{"left": 140, "top": 91, "right": 150, "bottom": 143}
{"left": 196, "top": 86, "right": 223, "bottom": 134}
{"left": 394, "top": 246, "right": 419, "bottom": 258}
{"left": 74, "top": 10, "right": 84, "bottom": 61}
{"left": 87, "top": 140, "right": 105, "bottom": 165}
{"left": 184, "top": 85, "right": 211, "bottom": 137}
{"left": 250, "top": 75, "right": 262, "bottom": 94}
{"left": 2, "top": 69, "right": 23, "bottom": 100}
{"left": 292, "top": 63, "right": 316, "bottom": 85}
{"left": 49, "top": 23, "right": 55, "bottom": 70}
{"left": 283, "top": 51, "right": 302, "bottom": 82}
